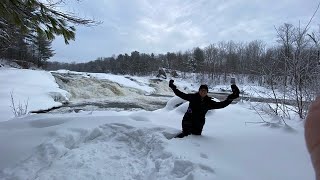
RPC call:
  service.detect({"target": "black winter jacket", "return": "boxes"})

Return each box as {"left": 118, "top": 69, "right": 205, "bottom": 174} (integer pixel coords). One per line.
{"left": 172, "top": 88, "right": 233, "bottom": 134}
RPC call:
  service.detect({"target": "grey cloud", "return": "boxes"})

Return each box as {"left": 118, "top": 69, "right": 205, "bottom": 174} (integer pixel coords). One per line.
{"left": 51, "top": 0, "right": 320, "bottom": 62}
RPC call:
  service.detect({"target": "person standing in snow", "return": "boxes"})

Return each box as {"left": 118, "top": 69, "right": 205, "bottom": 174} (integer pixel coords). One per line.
{"left": 305, "top": 96, "right": 320, "bottom": 180}
{"left": 169, "top": 80, "right": 240, "bottom": 138}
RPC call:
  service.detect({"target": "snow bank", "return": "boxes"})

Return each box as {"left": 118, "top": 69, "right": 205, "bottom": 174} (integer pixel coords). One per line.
{"left": 0, "top": 68, "right": 70, "bottom": 122}
{"left": 0, "top": 112, "right": 215, "bottom": 180}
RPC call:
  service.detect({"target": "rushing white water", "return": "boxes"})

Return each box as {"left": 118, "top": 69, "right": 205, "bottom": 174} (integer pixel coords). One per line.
{"left": 51, "top": 72, "right": 174, "bottom": 112}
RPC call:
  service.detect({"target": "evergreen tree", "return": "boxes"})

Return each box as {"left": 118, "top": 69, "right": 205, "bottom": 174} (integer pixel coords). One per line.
{"left": 0, "top": 0, "right": 96, "bottom": 44}
{"left": 34, "top": 31, "right": 54, "bottom": 67}
{"left": 193, "top": 47, "right": 205, "bottom": 72}
{"left": 0, "top": 0, "right": 97, "bottom": 66}
{"left": 130, "top": 51, "right": 140, "bottom": 75}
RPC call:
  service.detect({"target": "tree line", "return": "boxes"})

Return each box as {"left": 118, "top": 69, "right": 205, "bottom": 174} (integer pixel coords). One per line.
{"left": 46, "top": 23, "right": 319, "bottom": 82}
{"left": 46, "top": 39, "right": 269, "bottom": 76}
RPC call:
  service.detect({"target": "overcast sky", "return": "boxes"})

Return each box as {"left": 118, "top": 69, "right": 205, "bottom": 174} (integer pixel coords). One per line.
{"left": 50, "top": 0, "right": 320, "bottom": 63}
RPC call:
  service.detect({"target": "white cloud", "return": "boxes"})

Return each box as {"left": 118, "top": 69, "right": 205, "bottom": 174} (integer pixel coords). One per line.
{"left": 50, "top": 0, "right": 320, "bottom": 62}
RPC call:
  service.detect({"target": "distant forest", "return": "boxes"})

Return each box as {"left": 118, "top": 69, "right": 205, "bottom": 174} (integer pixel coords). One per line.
{"left": 45, "top": 24, "right": 318, "bottom": 85}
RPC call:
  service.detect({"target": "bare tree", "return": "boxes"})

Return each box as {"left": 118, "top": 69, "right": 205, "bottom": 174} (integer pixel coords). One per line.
{"left": 307, "top": 27, "right": 320, "bottom": 99}
{"left": 204, "top": 44, "right": 218, "bottom": 80}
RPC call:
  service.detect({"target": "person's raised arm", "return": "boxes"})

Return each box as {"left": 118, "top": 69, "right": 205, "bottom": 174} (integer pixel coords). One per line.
{"left": 208, "top": 84, "right": 239, "bottom": 109}
{"left": 305, "top": 96, "right": 320, "bottom": 180}
{"left": 169, "top": 80, "right": 191, "bottom": 101}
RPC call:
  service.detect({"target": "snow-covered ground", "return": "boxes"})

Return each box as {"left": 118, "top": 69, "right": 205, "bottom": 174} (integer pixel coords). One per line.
{"left": 0, "top": 68, "right": 314, "bottom": 180}
{"left": 0, "top": 68, "right": 70, "bottom": 122}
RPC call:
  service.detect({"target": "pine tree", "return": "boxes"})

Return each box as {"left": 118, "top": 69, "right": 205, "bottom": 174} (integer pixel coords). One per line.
{"left": 193, "top": 47, "right": 205, "bottom": 72}
{"left": 0, "top": 0, "right": 96, "bottom": 44}
{"left": 34, "top": 31, "right": 54, "bottom": 67}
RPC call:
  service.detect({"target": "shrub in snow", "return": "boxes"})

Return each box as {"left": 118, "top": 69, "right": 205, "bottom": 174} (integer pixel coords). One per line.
{"left": 0, "top": 59, "right": 21, "bottom": 68}
{"left": 171, "top": 70, "right": 179, "bottom": 77}
{"left": 10, "top": 92, "right": 29, "bottom": 117}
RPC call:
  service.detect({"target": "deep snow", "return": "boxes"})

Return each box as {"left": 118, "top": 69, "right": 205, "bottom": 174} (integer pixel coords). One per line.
{"left": 0, "top": 68, "right": 314, "bottom": 180}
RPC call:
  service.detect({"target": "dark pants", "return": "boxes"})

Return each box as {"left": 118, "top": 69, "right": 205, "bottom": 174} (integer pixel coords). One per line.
{"left": 181, "top": 113, "right": 205, "bottom": 135}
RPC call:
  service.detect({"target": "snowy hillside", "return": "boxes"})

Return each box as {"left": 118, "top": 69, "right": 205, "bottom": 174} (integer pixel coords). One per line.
{"left": 0, "top": 68, "right": 314, "bottom": 180}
